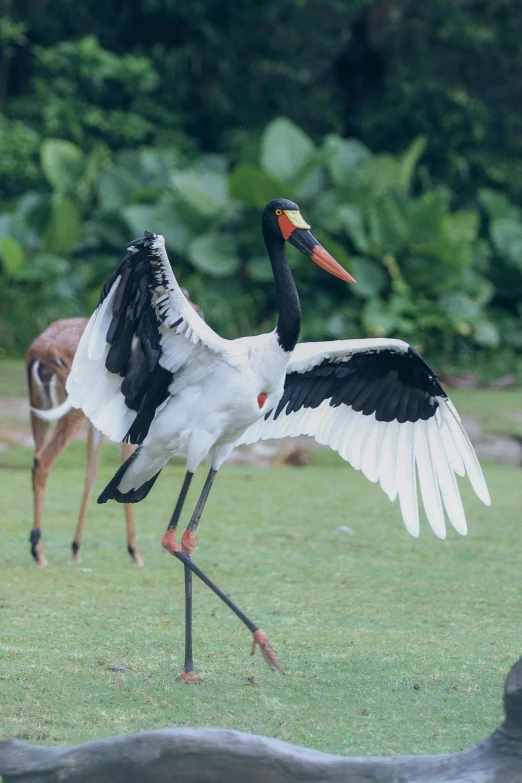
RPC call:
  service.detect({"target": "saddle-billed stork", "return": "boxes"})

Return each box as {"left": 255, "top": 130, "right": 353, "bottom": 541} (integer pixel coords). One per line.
{"left": 66, "top": 198, "right": 490, "bottom": 680}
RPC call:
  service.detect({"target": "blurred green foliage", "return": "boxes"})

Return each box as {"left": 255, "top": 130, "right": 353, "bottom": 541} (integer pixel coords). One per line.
{"left": 352, "top": 1, "right": 522, "bottom": 200}
{"left": 0, "top": 1, "right": 522, "bottom": 372}
{"left": 1, "top": 114, "right": 522, "bottom": 366}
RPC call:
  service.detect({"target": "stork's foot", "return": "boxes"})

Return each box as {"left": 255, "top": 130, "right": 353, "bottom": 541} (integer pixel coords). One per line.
{"left": 71, "top": 542, "right": 81, "bottom": 564}
{"left": 251, "top": 629, "right": 285, "bottom": 673}
{"left": 176, "top": 670, "right": 203, "bottom": 684}
{"left": 161, "top": 528, "right": 181, "bottom": 555}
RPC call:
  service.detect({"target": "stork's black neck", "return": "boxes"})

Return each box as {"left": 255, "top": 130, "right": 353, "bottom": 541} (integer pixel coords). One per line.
{"left": 263, "top": 231, "right": 301, "bottom": 353}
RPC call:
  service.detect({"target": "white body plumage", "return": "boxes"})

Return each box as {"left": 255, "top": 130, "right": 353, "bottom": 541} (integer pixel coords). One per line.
{"left": 66, "top": 233, "right": 490, "bottom": 539}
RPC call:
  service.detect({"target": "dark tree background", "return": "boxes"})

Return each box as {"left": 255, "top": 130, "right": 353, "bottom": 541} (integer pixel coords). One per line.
{"left": 1, "top": 0, "right": 522, "bottom": 371}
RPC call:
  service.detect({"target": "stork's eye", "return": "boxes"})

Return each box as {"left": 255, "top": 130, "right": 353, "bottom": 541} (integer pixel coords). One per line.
{"left": 275, "top": 209, "right": 283, "bottom": 216}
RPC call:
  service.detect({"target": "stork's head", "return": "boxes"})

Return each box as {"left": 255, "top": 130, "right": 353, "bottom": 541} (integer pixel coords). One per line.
{"left": 262, "top": 198, "right": 355, "bottom": 283}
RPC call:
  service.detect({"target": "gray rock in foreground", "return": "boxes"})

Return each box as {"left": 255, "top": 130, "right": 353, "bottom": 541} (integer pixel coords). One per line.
{"left": 1, "top": 657, "right": 522, "bottom": 783}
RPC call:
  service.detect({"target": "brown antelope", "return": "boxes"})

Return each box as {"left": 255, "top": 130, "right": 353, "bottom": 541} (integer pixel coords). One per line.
{"left": 26, "top": 318, "right": 142, "bottom": 567}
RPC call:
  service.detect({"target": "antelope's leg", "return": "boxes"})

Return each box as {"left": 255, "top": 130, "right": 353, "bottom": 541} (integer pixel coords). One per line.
{"left": 165, "top": 468, "right": 284, "bottom": 680}
{"left": 71, "top": 425, "right": 102, "bottom": 563}
{"left": 120, "top": 442, "right": 143, "bottom": 566}
{"left": 30, "top": 410, "right": 84, "bottom": 566}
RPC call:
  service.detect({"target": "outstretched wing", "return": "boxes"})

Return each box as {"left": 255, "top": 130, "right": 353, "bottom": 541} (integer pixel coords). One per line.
{"left": 67, "top": 232, "right": 229, "bottom": 443}
{"left": 237, "top": 338, "right": 491, "bottom": 538}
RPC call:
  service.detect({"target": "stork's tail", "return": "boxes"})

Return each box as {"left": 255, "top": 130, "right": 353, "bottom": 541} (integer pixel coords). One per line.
{"left": 31, "top": 397, "right": 73, "bottom": 421}
{"left": 98, "top": 448, "right": 162, "bottom": 504}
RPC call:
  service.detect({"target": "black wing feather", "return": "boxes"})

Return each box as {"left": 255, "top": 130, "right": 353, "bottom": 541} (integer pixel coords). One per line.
{"left": 97, "top": 233, "right": 177, "bottom": 445}
{"left": 278, "top": 347, "right": 446, "bottom": 426}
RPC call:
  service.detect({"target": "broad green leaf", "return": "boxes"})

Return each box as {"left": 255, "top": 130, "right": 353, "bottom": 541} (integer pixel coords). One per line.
{"left": 366, "top": 198, "right": 408, "bottom": 255}
{"left": 503, "top": 322, "right": 522, "bottom": 349}
{"left": 0, "top": 236, "right": 25, "bottom": 278}
{"left": 41, "top": 139, "right": 84, "bottom": 193}
{"left": 350, "top": 257, "right": 388, "bottom": 299}
{"left": 171, "top": 170, "right": 229, "bottom": 216}
{"left": 463, "top": 271, "right": 494, "bottom": 307}
{"left": 83, "top": 143, "right": 111, "bottom": 192}
{"left": 323, "top": 135, "right": 371, "bottom": 187}
{"left": 447, "top": 210, "right": 479, "bottom": 244}
{"left": 43, "top": 196, "right": 81, "bottom": 254}
{"left": 187, "top": 234, "right": 239, "bottom": 277}
{"left": 139, "top": 147, "right": 181, "bottom": 187}
{"left": 439, "top": 292, "right": 480, "bottom": 321}
{"left": 15, "top": 192, "right": 50, "bottom": 233}
{"left": 155, "top": 195, "right": 195, "bottom": 253}
{"left": 84, "top": 217, "right": 129, "bottom": 251}
{"left": 312, "top": 191, "right": 345, "bottom": 233}
{"left": 474, "top": 239, "right": 493, "bottom": 272}
{"left": 473, "top": 320, "right": 500, "bottom": 348}
{"left": 381, "top": 198, "right": 409, "bottom": 250}
{"left": 292, "top": 163, "right": 324, "bottom": 201}
{"left": 478, "top": 188, "right": 520, "bottom": 222}
{"left": 407, "top": 191, "right": 448, "bottom": 250}
{"left": 490, "top": 218, "right": 522, "bottom": 269}
{"left": 193, "top": 153, "right": 228, "bottom": 174}
{"left": 338, "top": 205, "right": 369, "bottom": 253}
{"left": 20, "top": 253, "right": 70, "bottom": 281}
{"left": 229, "top": 164, "right": 283, "bottom": 208}
{"left": 362, "top": 298, "right": 397, "bottom": 336}
{"left": 360, "top": 154, "right": 401, "bottom": 199}
{"left": 122, "top": 204, "right": 157, "bottom": 237}
{"left": 246, "top": 256, "right": 274, "bottom": 282}
{"left": 326, "top": 310, "right": 358, "bottom": 340}
{"left": 98, "top": 165, "right": 141, "bottom": 211}
{"left": 260, "top": 117, "right": 315, "bottom": 182}
{"left": 398, "top": 136, "right": 426, "bottom": 191}
{"left": 0, "top": 215, "right": 13, "bottom": 242}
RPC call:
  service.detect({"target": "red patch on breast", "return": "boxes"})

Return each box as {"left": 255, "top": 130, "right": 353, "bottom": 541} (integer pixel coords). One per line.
{"left": 257, "top": 392, "right": 268, "bottom": 409}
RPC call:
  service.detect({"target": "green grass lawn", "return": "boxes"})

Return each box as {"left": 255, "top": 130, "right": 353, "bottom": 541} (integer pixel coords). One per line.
{"left": 0, "top": 359, "right": 27, "bottom": 398}
{"left": 450, "top": 387, "right": 522, "bottom": 438}
{"left": 0, "top": 446, "right": 520, "bottom": 757}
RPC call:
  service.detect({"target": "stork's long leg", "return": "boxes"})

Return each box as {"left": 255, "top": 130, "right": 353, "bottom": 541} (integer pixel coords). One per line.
{"left": 176, "top": 468, "right": 217, "bottom": 682}
{"left": 174, "top": 551, "right": 284, "bottom": 674}
{"left": 179, "top": 468, "right": 217, "bottom": 557}
{"left": 162, "top": 468, "right": 284, "bottom": 678}
{"left": 161, "top": 471, "right": 198, "bottom": 680}
{"left": 166, "top": 471, "right": 194, "bottom": 533}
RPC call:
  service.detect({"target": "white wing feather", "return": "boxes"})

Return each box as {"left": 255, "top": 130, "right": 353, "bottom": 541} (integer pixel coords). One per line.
{"left": 237, "top": 340, "right": 490, "bottom": 537}
{"left": 67, "top": 234, "right": 230, "bottom": 441}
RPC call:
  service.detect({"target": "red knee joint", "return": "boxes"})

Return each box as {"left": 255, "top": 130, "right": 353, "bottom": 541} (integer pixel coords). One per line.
{"left": 161, "top": 528, "right": 181, "bottom": 555}
{"left": 181, "top": 529, "right": 197, "bottom": 556}
{"left": 251, "top": 629, "right": 270, "bottom": 655}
